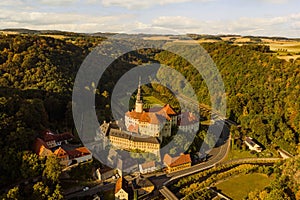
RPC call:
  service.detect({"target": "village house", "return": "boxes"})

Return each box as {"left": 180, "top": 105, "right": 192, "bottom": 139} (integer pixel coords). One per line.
{"left": 115, "top": 177, "right": 132, "bottom": 200}
{"left": 96, "top": 168, "right": 118, "bottom": 181}
{"left": 244, "top": 136, "right": 262, "bottom": 152}
{"left": 40, "top": 130, "right": 73, "bottom": 148}
{"left": 277, "top": 148, "right": 293, "bottom": 159}
{"left": 33, "top": 138, "right": 53, "bottom": 157}
{"left": 67, "top": 147, "right": 93, "bottom": 164}
{"left": 138, "top": 161, "right": 157, "bottom": 174}
{"left": 163, "top": 153, "right": 192, "bottom": 173}
{"left": 132, "top": 177, "right": 155, "bottom": 197}
{"left": 53, "top": 147, "right": 71, "bottom": 166}
{"left": 33, "top": 130, "right": 93, "bottom": 166}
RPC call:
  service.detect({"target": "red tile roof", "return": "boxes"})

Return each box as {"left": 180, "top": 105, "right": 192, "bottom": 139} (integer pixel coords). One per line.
{"left": 53, "top": 147, "right": 68, "bottom": 158}
{"left": 67, "top": 147, "right": 91, "bottom": 159}
{"left": 41, "top": 130, "right": 73, "bottom": 142}
{"left": 115, "top": 177, "right": 129, "bottom": 194}
{"left": 125, "top": 110, "right": 143, "bottom": 120}
{"left": 163, "top": 153, "right": 191, "bottom": 167}
{"left": 115, "top": 178, "right": 122, "bottom": 193}
{"left": 140, "top": 161, "right": 155, "bottom": 170}
{"left": 126, "top": 104, "right": 177, "bottom": 124}
{"left": 33, "top": 138, "right": 49, "bottom": 154}
{"left": 139, "top": 112, "right": 165, "bottom": 124}
{"left": 161, "top": 104, "right": 177, "bottom": 116}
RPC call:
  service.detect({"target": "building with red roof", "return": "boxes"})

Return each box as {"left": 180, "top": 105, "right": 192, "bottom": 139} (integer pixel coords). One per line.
{"left": 40, "top": 130, "right": 73, "bottom": 148}
{"left": 33, "top": 130, "right": 92, "bottom": 167}
{"left": 124, "top": 79, "right": 178, "bottom": 139}
{"left": 33, "top": 138, "right": 53, "bottom": 157}
{"left": 163, "top": 153, "right": 192, "bottom": 173}
{"left": 139, "top": 161, "right": 157, "bottom": 174}
{"left": 115, "top": 177, "right": 132, "bottom": 200}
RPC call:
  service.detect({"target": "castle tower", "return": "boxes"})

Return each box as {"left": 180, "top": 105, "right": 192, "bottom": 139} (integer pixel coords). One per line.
{"left": 135, "top": 77, "right": 143, "bottom": 113}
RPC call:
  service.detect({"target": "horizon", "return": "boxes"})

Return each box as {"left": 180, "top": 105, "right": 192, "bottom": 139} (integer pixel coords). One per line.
{"left": 0, "top": 0, "right": 299, "bottom": 38}
{"left": 1, "top": 27, "right": 299, "bottom": 39}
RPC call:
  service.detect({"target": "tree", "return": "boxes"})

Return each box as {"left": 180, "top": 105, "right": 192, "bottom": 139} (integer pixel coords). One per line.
{"left": 3, "top": 186, "right": 20, "bottom": 200}
{"left": 21, "top": 151, "right": 43, "bottom": 179}
{"left": 43, "top": 155, "right": 62, "bottom": 183}
{"left": 33, "top": 181, "right": 50, "bottom": 200}
{"left": 48, "top": 184, "right": 64, "bottom": 200}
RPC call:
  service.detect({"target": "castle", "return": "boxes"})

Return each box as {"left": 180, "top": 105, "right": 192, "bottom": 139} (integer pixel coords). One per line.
{"left": 125, "top": 79, "right": 178, "bottom": 140}
{"left": 99, "top": 79, "right": 199, "bottom": 156}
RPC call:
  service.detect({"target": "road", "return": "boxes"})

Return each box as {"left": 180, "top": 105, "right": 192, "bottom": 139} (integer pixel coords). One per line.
{"left": 65, "top": 183, "right": 115, "bottom": 199}
{"left": 159, "top": 186, "right": 179, "bottom": 200}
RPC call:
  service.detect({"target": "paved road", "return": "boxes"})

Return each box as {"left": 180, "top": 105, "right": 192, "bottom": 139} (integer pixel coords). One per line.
{"left": 65, "top": 183, "right": 115, "bottom": 199}
{"left": 159, "top": 186, "right": 179, "bottom": 200}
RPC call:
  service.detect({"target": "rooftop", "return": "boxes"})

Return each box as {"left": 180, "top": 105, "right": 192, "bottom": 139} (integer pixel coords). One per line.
{"left": 140, "top": 161, "right": 156, "bottom": 170}
{"left": 115, "top": 177, "right": 130, "bottom": 194}
{"left": 67, "top": 147, "right": 91, "bottom": 159}
{"left": 126, "top": 104, "right": 177, "bottom": 123}
{"left": 164, "top": 153, "right": 192, "bottom": 167}
{"left": 40, "top": 130, "right": 73, "bottom": 142}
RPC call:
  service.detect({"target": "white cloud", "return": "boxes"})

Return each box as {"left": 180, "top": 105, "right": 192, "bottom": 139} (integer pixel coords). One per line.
{"left": 101, "top": 0, "right": 212, "bottom": 9}
{"left": 260, "top": 0, "right": 290, "bottom": 4}
{"left": 37, "top": 0, "right": 78, "bottom": 6}
{"left": 0, "top": 1, "right": 299, "bottom": 38}
{"left": 149, "top": 13, "right": 300, "bottom": 37}
{"left": 0, "top": 9, "right": 134, "bottom": 33}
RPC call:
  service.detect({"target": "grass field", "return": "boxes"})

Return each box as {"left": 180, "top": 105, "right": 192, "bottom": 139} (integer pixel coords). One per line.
{"left": 216, "top": 173, "right": 272, "bottom": 200}
{"left": 40, "top": 34, "right": 68, "bottom": 39}
{"left": 143, "top": 95, "right": 165, "bottom": 107}
{"left": 225, "top": 148, "right": 257, "bottom": 161}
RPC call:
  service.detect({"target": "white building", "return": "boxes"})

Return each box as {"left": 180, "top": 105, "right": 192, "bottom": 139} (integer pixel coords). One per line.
{"left": 244, "top": 137, "right": 262, "bottom": 152}
{"left": 139, "top": 161, "right": 157, "bottom": 174}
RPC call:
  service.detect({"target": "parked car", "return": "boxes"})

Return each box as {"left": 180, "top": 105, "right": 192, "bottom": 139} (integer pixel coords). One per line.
{"left": 83, "top": 186, "right": 89, "bottom": 191}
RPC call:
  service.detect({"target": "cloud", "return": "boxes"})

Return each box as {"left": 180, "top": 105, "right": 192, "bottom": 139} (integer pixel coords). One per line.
{"left": 36, "top": 0, "right": 78, "bottom": 6}
{"left": 101, "top": 0, "right": 212, "bottom": 9}
{"left": 150, "top": 13, "right": 300, "bottom": 37}
{"left": 260, "top": 0, "right": 290, "bottom": 4}
{"left": 0, "top": 9, "right": 134, "bottom": 33}
{"left": 0, "top": 1, "right": 299, "bottom": 38}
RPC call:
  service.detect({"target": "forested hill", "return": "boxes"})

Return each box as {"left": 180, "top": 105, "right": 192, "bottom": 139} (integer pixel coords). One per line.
{"left": 155, "top": 42, "right": 300, "bottom": 153}
{"left": 0, "top": 35, "right": 85, "bottom": 92}
{"left": 208, "top": 43, "right": 299, "bottom": 151}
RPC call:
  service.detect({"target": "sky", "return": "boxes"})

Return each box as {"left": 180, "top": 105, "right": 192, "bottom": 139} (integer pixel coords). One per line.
{"left": 0, "top": 0, "right": 299, "bottom": 37}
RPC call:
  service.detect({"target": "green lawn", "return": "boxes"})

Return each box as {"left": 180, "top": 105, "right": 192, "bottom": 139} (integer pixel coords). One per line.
{"left": 225, "top": 148, "right": 257, "bottom": 161}
{"left": 143, "top": 95, "right": 165, "bottom": 107}
{"left": 216, "top": 173, "right": 273, "bottom": 200}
